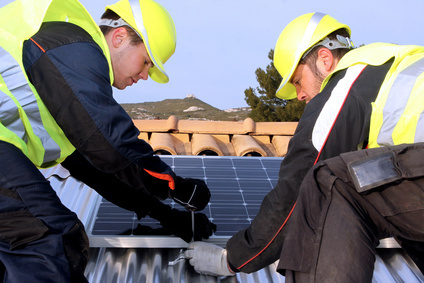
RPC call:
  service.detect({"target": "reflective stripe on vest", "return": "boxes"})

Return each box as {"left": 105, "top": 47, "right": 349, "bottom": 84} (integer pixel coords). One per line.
{"left": 0, "top": 45, "right": 61, "bottom": 163}
{"left": 313, "top": 64, "right": 367, "bottom": 151}
{"left": 322, "top": 43, "right": 424, "bottom": 149}
{"left": 0, "top": 89, "right": 25, "bottom": 142}
{"left": 0, "top": 0, "right": 113, "bottom": 167}
{"left": 376, "top": 57, "right": 424, "bottom": 146}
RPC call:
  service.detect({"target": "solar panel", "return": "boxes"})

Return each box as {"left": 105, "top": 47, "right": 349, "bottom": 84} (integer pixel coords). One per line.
{"left": 87, "top": 155, "right": 283, "bottom": 248}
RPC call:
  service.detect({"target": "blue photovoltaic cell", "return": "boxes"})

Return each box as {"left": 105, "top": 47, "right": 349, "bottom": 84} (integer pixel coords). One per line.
{"left": 91, "top": 156, "right": 283, "bottom": 237}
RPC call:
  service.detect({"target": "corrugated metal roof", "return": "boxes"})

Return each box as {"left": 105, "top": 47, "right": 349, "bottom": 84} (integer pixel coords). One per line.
{"left": 85, "top": 248, "right": 286, "bottom": 283}
{"left": 42, "top": 165, "right": 424, "bottom": 283}
{"left": 84, "top": 248, "right": 423, "bottom": 283}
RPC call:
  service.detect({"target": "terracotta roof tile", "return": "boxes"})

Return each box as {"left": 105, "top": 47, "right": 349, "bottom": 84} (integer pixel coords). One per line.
{"left": 255, "top": 122, "right": 298, "bottom": 135}
{"left": 192, "top": 134, "right": 224, "bottom": 156}
{"left": 177, "top": 119, "right": 249, "bottom": 134}
{"left": 272, "top": 135, "right": 292, "bottom": 157}
{"left": 133, "top": 116, "right": 177, "bottom": 132}
{"left": 134, "top": 116, "right": 297, "bottom": 157}
{"left": 149, "top": 133, "right": 177, "bottom": 155}
{"left": 253, "top": 136, "right": 277, "bottom": 157}
{"left": 232, "top": 135, "right": 267, "bottom": 157}
{"left": 212, "top": 134, "right": 235, "bottom": 156}
{"left": 171, "top": 133, "right": 191, "bottom": 155}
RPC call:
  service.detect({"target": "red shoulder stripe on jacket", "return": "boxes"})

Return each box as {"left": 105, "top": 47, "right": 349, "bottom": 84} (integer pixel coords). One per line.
{"left": 30, "top": 38, "right": 45, "bottom": 53}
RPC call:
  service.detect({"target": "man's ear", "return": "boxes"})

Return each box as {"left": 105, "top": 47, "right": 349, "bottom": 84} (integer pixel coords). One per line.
{"left": 316, "top": 47, "right": 334, "bottom": 73}
{"left": 111, "top": 27, "right": 127, "bottom": 48}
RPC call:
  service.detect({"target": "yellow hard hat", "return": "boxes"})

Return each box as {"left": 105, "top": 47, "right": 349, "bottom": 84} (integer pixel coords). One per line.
{"left": 274, "top": 13, "right": 351, "bottom": 100}
{"left": 106, "top": 0, "right": 176, "bottom": 83}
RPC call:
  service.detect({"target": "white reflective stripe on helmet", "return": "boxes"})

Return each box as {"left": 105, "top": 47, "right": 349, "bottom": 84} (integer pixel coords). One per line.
{"left": 276, "top": 12, "right": 326, "bottom": 95}
{"left": 128, "top": 0, "right": 166, "bottom": 77}
{"left": 377, "top": 57, "right": 424, "bottom": 146}
{"left": 0, "top": 45, "right": 61, "bottom": 164}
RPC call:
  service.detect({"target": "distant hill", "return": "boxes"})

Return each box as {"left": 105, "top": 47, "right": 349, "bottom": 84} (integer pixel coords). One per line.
{"left": 121, "top": 96, "right": 251, "bottom": 121}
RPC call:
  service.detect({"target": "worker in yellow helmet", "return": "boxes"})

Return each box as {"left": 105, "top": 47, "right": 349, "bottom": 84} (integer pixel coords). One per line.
{"left": 185, "top": 12, "right": 424, "bottom": 281}
{"left": 0, "top": 0, "right": 215, "bottom": 281}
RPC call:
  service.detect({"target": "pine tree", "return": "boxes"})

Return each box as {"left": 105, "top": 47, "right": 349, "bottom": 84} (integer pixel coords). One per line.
{"left": 244, "top": 49, "right": 305, "bottom": 122}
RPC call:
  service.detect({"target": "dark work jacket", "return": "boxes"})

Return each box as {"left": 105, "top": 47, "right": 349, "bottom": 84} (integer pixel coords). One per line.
{"left": 22, "top": 22, "right": 174, "bottom": 216}
{"left": 226, "top": 59, "right": 393, "bottom": 273}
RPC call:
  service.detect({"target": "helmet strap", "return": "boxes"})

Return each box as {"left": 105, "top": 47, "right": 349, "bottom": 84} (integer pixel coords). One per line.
{"left": 302, "top": 35, "right": 354, "bottom": 59}
{"left": 98, "top": 18, "right": 143, "bottom": 41}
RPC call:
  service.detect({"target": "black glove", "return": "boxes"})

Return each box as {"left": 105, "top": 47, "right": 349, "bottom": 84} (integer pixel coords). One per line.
{"left": 171, "top": 176, "right": 211, "bottom": 211}
{"left": 149, "top": 205, "right": 217, "bottom": 242}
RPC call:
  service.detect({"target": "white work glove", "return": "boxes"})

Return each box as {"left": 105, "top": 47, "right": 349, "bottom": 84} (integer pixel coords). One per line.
{"left": 184, "top": 242, "right": 235, "bottom": 277}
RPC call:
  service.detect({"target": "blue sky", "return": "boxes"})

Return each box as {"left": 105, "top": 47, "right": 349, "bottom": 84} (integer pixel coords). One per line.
{"left": 21, "top": 0, "right": 424, "bottom": 109}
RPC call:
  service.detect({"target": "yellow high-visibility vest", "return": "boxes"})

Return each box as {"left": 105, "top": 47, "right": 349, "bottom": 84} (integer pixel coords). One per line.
{"left": 0, "top": 0, "right": 113, "bottom": 168}
{"left": 321, "top": 43, "right": 424, "bottom": 148}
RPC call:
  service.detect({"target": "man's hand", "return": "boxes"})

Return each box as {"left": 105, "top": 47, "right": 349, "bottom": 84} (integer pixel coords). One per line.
{"left": 171, "top": 176, "right": 210, "bottom": 211}
{"left": 149, "top": 203, "right": 216, "bottom": 242}
{"left": 166, "top": 209, "right": 216, "bottom": 242}
{"left": 184, "top": 242, "right": 235, "bottom": 277}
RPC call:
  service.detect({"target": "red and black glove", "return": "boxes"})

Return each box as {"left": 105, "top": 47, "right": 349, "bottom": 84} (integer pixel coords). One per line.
{"left": 171, "top": 176, "right": 211, "bottom": 211}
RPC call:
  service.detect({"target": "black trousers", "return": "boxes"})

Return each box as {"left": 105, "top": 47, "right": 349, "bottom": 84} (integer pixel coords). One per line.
{"left": 0, "top": 142, "right": 89, "bottom": 282}
{"left": 278, "top": 143, "right": 424, "bottom": 282}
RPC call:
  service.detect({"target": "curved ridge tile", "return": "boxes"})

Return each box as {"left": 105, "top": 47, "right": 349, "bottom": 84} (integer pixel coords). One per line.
{"left": 149, "top": 133, "right": 177, "bottom": 155}
{"left": 232, "top": 135, "right": 267, "bottom": 157}
{"left": 272, "top": 136, "right": 292, "bottom": 157}
{"left": 191, "top": 134, "right": 223, "bottom": 156}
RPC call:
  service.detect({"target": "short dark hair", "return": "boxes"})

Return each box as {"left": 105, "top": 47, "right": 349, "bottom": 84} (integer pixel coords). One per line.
{"left": 99, "top": 10, "right": 143, "bottom": 46}
{"left": 300, "top": 29, "right": 351, "bottom": 79}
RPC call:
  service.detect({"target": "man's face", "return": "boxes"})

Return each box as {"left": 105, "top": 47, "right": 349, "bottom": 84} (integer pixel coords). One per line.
{"left": 111, "top": 37, "right": 153, "bottom": 90}
{"left": 290, "top": 63, "right": 324, "bottom": 103}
